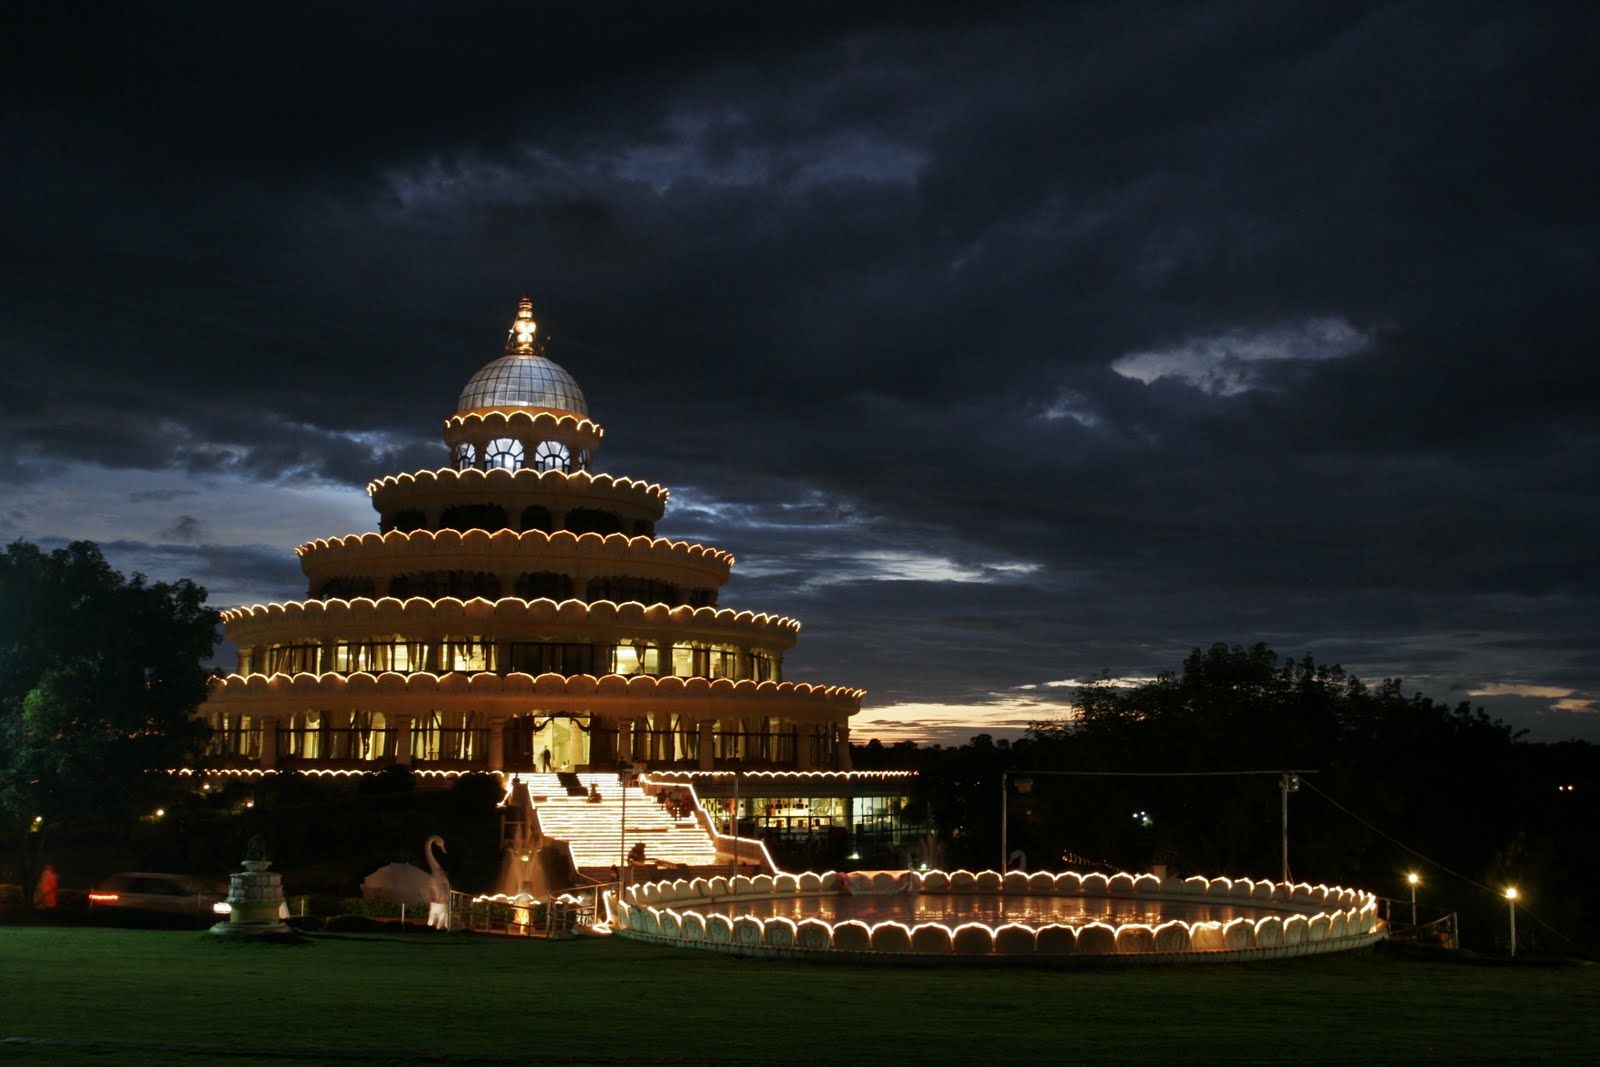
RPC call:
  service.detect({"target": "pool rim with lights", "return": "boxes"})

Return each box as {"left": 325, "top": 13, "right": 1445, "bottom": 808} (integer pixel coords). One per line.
{"left": 607, "top": 868, "right": 1385, "bottom": 965}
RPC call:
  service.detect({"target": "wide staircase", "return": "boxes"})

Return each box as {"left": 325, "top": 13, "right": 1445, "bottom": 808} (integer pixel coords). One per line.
{"left": 514, "top": 773, "right": 723, "bottom": 875}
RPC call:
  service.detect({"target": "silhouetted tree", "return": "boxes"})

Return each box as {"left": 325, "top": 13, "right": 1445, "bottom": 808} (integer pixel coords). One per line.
{"left": 0, "top": 541, "right": 217, "bottom": 911}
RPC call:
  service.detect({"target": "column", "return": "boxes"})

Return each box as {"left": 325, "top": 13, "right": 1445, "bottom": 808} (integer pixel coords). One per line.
{"left": 258, "top": 716, "right": 278, "bottom": 769}
{"left": 795, "top": 724, "right": 813, "bottom": 770}
{"left": 487, "top": 716, "right": 506, "bottom": 771}
{"left": 616, "top": 719, "right": 633, "bottom": 767}
{"left": 633, "top": 715, "right": 650, "bottom": 764}
{"left": 837, "top": 724, "right": 852, "bottom": 770}
{"left": 698, "top": 721, "right": 715, "bottom": 770}
{"left": 393, "top": 714, "right": 413, "bottom": 766}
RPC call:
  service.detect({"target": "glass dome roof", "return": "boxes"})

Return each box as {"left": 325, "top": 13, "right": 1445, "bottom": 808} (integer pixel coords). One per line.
{"left": 456, "top": 353, "right": 588, "bottom": 416}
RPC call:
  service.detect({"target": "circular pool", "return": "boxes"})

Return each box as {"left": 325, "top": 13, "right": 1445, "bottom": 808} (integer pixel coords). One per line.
{"left": 609, "top": 869, "right": 1383, "bottom": 963}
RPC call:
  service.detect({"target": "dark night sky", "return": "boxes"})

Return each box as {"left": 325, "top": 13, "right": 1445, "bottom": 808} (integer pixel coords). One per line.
{"left": 4, "top": 2, "right": 1597, "bottom": 743}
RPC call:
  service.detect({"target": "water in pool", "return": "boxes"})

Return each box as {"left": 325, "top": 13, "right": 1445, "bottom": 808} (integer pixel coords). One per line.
{"left": 694, "top": 894, "right": 1277, "bottom": 927}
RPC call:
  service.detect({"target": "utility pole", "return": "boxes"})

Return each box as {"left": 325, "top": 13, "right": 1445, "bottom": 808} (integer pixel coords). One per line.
{"left": 1280, "top": 772, "right": 1300, "bottom": 883}
{"left": 993, "top": 768, "right": 1314, "bottom": 884}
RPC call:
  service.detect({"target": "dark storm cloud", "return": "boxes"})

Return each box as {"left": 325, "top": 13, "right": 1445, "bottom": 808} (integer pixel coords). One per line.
{"left": 3, "top": 2, "right": 1597, "bottom": 738}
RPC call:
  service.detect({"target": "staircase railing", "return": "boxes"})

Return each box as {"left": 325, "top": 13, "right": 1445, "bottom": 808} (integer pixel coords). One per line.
{"left": 642, "top": 774, "right": 778, "bottom": 875}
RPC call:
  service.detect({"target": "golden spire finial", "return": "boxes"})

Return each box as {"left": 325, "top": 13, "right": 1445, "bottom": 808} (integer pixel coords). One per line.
{"left": 507, "top": 295, "right": 538, "bottom": 355}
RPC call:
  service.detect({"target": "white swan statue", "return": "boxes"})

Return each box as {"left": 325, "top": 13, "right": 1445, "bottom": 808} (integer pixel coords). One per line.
{"left": 425, "top": 835, "right": 451, "bottom": 929}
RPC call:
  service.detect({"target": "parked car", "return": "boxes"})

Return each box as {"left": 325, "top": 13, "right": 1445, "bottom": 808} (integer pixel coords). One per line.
{"left": 88, "top": 872, "right": 223, "bottom": 918}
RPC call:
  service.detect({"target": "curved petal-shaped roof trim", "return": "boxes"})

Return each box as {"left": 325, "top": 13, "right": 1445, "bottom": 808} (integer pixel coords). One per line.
{"left": 220, "top": 595, "right": 803, "bottom": 634}
{"left": 444, "top": 409, "right": 604, "bottom": 438}
{"left": 295, "top": 528, "right": 734, "bottom": 568}
{"left": 207, "top": 671, "right": 865, "bottom": 703}
{"left": 367, "top": 466, "right": 668, "bottom": 503}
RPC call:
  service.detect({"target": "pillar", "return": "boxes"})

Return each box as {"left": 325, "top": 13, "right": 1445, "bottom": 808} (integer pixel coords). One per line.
{"left": 698, "top": 721, "right": 715, "bottom": 770}
{"left": 837, "top": 724, "right": 852, "bottom": 770}
{"left": 795, "top": 725, "right": 813, "bottom": 770}
{"left": 258, "top": 716, "right": 278, "bottom": 769}
{"left": 487, "top": 716, "right": 506, "bottom": 771}
{"left": 394, "top": 714, "right": 413, "bottom": 765}
{"left": 617, "top": 719, "right": 632, "bottom": 766}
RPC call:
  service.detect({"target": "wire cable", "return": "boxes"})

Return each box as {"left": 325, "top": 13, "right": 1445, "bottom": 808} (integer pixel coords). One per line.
{"left": 1299, "top": 777, "right": 1581, "bottom": 951}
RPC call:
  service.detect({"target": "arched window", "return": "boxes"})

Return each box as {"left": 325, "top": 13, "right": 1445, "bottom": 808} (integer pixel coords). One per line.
{"left": 390, "top": 570, "right": 501, "bottom": 599}
{"left": 350, "top": 710, "right": 388, "bottom": 761}
{"left": 586, "top": 575, "right": 680, "bottom": 605}
{"left": 411, "top": 709, "right": 482, "bottom": 762}
{"left": 284, "top": 711, "right": 323, "bottom": 759}
{"left": 515, "top": 571, "right": 573, "bottom": 600}
{"left": 205, "top": 712, "right": 261, "bottom": 759}
{"left": 438, "top": 504, "right": 509, "bottom": 533}
{"left": 565, "top": 509, "right": 625, "bottom": 535}
{"left": 454, "top": 442, "right": 477, "bottom": 470}
{"left": 319, "top": 576, "right": 377, "bottom": 599}
{"left": 484, "top": 437, "right": 524, "bottom": 471}
{"left": 382, "top": 509, "right": 426, "bottom": 534}
{"left": 532, "top": 439, "right": 570, "bottom": 472}
{"left": 519, "top": 505, "right": 554, "bottom": 532}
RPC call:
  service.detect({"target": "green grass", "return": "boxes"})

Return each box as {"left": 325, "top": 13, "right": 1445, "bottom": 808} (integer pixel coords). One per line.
{"left": 1, "top": 927, "right": 1596, "bottom": 1064}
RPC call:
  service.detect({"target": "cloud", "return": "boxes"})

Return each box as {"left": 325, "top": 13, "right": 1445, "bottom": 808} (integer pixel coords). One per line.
{"left": 1, "top": 3, "right": 1597, "bottom": 745}
{"left": 853, "top": 695, "right": 1076, "bottom": 746}
{"left": 1110, "top": 317, "right": 1372, "bottom": 396}
{"left": 160, "top": 515, "right": 207, "bottom": 543}
{"left": 1468, "top": 682, "right": 1576, "bottom": 700}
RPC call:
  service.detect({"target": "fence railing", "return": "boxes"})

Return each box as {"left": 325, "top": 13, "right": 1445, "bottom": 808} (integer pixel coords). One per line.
{"left": 446, "top": 881, "right": 614, "bottom": 938}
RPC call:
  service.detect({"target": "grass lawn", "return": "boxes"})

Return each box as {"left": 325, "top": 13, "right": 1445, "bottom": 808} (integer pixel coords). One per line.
{"left": 1, "top": 927, "right": 1596, "bottom": 1064}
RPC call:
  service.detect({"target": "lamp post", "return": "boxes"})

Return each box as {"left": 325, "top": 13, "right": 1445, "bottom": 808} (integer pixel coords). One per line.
{"left": 617, "top": 765, "right": 628, "bottom": 893}
{"left": 1504, "top": 887, "right": 1519, "bottom": 958}
{"left": 999, "top": 772, "right": 1009, "bottom": 875}
{"left": 1406, "top": 872, "right": 1420, "bottom": 927}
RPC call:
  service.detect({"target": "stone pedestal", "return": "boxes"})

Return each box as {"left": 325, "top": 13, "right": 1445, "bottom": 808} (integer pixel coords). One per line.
{"left": 209, "top": 858, "right": 293, "bottom": 937}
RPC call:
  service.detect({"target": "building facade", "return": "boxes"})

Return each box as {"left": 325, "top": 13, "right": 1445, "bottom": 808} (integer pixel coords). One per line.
{"left": 201, "top": 297, "right": 867, "bottom": 779}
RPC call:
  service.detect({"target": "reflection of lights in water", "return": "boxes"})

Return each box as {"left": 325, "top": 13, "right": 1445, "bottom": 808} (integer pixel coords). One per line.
{"left": 699, "top": 894, "right": 1262, "bottom": 928}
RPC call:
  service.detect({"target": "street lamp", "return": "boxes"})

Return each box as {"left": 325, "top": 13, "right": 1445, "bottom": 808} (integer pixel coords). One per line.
{"left": 1406, "top": 872, "right": 1420, "bottom": 927}
{"left": 1504, "top": 887, "right": 1520, "bottom": 958}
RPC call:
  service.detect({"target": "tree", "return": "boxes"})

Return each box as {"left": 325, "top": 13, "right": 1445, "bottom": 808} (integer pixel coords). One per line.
{"left": 0, "top": 541, "right": 218, "bottom": 911}
{"left": 1020, "top": 644, "right": 1537, "bottom": 932}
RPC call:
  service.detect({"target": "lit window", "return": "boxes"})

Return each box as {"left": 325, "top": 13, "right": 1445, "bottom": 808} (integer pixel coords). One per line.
{"left": 485, "top": 438, "right": 524, "bottom": 471}
{"left": 533, "top": 439, "right": 570, "bottom": 472}
{"left": 455, "top": 442, "right": 477, "bottom": 470}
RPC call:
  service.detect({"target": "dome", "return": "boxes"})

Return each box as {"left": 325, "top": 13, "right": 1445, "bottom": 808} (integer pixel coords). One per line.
{"left": 456, "top": 296, "right": 588, "bottom": 416}
{"left": 457, "top": 353, "right": 588, "bottom": 416}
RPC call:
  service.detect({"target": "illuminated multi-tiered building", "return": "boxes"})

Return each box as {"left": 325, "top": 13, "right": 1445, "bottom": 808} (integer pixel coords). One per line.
{"left": 201, "top": 298, "right": 918, "bottom": 867}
